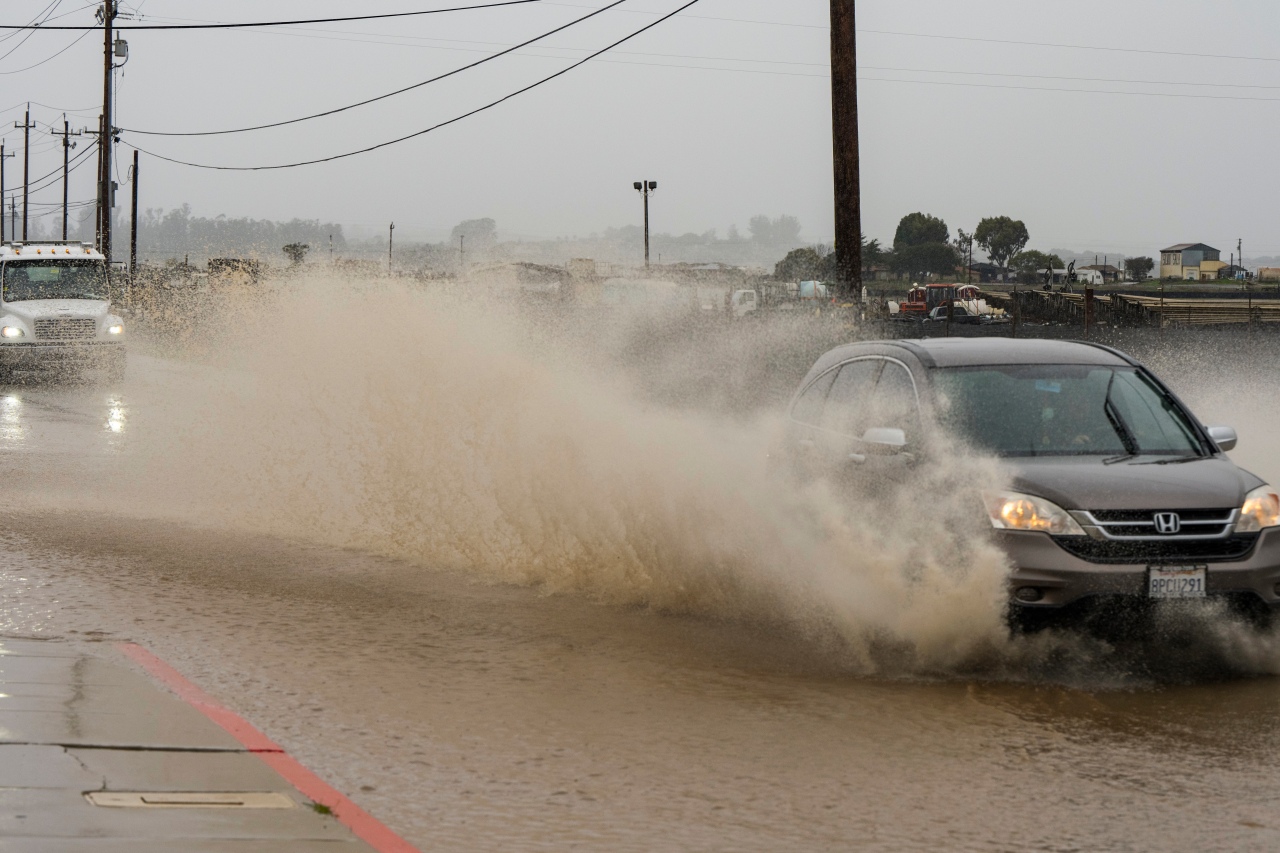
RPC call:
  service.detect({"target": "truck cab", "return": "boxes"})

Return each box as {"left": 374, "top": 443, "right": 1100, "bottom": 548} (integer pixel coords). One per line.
{"left": 0, "top": 242, "right": 126, "bottom": 380}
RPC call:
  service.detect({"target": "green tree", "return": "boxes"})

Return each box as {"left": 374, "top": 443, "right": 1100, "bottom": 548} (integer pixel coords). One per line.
{"left": 893, "top": 212, "right": 949, "bottom": 250}
{"left": 974, "top": 216, "right": 1030, "bottom": 279}
{"left": 774, "top": 247, "right": 823, "bottom": 280}
{"left": 749, "top": 215, "right": 803, "bottom": 244}
{"left": 892, "top": 242, "right": 960, "bottom": 278}
{"left": 1126, "top": 256, "right": 1154, "bottom": 281}
{"left": 282, "top": 243, "right": 310, "bottom": 265}
{"left": 1012, "top": 250, "right": 1065, "bottom": 283}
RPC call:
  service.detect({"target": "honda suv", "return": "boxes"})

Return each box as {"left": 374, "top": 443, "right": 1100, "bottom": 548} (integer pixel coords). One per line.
{"left": 785, "top": 338, "right": 1279, "bottom": 630}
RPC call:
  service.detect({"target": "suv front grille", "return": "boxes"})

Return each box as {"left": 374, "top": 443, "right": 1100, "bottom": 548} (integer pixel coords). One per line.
{"left": 1053, "top": 534, "right": 1259, "bottom": 564}
{"left": 1072, "top": 508, "right": 1237, "bottom": 540}
{"left": 33, "top": 318, "right": 96, "bottom": 340}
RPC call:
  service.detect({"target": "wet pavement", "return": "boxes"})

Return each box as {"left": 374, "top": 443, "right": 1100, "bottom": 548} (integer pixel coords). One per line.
{"left": 3, "top": 341, "right": 1280, "bottom": 851}
{"left": 0, "top": 636, "right": 377, "bottom": 851}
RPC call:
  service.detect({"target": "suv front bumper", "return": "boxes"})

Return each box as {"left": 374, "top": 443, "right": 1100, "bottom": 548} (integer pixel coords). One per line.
{"left": 997, "top": 528, "right": 1280, "bottom": 609}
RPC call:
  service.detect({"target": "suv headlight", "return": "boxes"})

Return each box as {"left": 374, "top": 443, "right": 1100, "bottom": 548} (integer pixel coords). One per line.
{"left": 982, "top": 491, "right": 1086, "bottom": 536}
{"left": 107, "top": 324, "right": 124, "bottom": 335}
{"left": 1236, "top": 485, "right": 1280, "bottom": 533}
{"left": 1, "top": 326, "right": 23, "bottom": 338}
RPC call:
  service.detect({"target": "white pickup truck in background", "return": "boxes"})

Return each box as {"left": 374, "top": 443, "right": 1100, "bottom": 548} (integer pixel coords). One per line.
{"left": 0, "top": 241, "right": 126, "bottom": 380}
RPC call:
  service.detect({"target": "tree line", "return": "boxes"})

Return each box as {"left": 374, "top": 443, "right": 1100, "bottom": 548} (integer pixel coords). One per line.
{"left": 774, "top": 212, "right": 1156, "bottom": 284}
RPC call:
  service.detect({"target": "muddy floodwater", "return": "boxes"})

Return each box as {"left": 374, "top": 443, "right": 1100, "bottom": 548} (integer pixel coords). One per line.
{"left": 4, "top": 283, "right": 1280, "bottom": 851}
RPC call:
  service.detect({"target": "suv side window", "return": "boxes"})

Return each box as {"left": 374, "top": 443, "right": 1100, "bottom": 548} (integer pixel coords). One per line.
{"left": 820, "top": 358, "right": 881, "bottom": 435}
{"left": 864, "top": 361, "right": 920, "bottom": 442}
{"left": 791, "top": 369, "right": 838, "bottom": 426}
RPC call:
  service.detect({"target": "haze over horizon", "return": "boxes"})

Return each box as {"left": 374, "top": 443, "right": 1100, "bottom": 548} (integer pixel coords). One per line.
{"left": 4, "top": 0, "right": 1280, "bottom": 260}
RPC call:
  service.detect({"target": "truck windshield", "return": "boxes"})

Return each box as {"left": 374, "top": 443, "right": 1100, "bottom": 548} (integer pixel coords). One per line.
{"left": 1, "top": 259, "right": 108, "bottom": 302}
{"left": 933, "top": 364, "right": 1205, "bottom": 457}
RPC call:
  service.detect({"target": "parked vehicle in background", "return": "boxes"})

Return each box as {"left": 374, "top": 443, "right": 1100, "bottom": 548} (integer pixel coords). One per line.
{"left": 730, "top": 289, "right": 758, "bottom": 318}
{"left": 923, "top": 304, "right": 982, "bottom": 325}
{"left": 0, "top": 242, "right": 126, "bottom": 380}
{"left": 784, "top": 338, "right": 1277, "bottom": 633}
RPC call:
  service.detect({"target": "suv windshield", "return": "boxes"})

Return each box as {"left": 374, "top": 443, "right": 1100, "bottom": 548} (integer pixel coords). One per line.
{"left": 933, "top": 364, "right": 1205, "bottom": 457}
{"left": 1, "top": 259, "right": 108, "bottom": 302}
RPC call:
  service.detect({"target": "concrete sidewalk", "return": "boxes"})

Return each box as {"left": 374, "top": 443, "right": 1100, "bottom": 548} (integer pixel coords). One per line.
{"left": 0, "top": 636, "right": 381, "bottom": 852}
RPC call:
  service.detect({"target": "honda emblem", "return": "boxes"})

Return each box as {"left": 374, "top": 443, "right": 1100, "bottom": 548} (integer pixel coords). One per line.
{"left": 1154, "top": 512, "right": 1182, "bottom": 535}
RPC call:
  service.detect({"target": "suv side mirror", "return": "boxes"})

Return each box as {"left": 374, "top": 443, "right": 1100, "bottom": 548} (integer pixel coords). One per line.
{"left": 860, "top": 427, "right": 907, "bottom": 452}
{"left": 1206, "top": 425, "right": 1237, "bottom": 452}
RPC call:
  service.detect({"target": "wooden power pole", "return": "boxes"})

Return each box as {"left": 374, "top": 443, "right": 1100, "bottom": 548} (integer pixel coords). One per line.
{"left": 830, "top": 0, "right": 861, "bottom": 297}
{"left": 99, "top": 0, "right": 115, "bottom": 258}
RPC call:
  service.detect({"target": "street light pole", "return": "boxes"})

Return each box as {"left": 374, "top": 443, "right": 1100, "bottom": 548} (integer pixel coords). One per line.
{"left": 632, "top": 180, "right": 657, "bottom": 269}
{"left": 388, "top": 222, "right": 394, "bottom": 272}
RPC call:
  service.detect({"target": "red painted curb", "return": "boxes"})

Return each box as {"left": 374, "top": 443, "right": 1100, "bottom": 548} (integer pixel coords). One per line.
{"left": 118, "top": 642, "right": 420, "bottom": 853}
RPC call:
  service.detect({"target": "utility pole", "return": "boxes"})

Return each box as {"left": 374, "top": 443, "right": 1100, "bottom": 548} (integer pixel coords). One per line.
{"left": 459, "top": 233, "right": 465, "bottom": 278}
{"left": 388, "top": 222, "right": 394, "bottom": 272}
{"left": 0, "top": 140, "right": 12, "bottom": 243}
{"left": 830, "top": 0, "right": 861, "bottom": 297}
{"left": 632, "top": 180, "right": 657, "bottom": 269}
{"left": 99, "top": 0, "right": 117, "bottom": 258}
{"left": 14, "top": 106, "right": 35, "bottom": 241}
{"left": 51, "top": 117, "right": 82, "bottom": 240}
{"left": 129, "top": 149, "right": 139, "bottom": 275}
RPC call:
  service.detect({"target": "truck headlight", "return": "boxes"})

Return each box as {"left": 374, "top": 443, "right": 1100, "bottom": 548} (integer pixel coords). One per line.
{"left": 982, "top": 491, "right": 1085, "bottom": 536}
{"left": 107, "top": 324, "right": 124, "bottom": 335}
{"left": 1, "top": 326, "right": 24, "bottom": 338}
{"left": 1236, "top": 485, "right": 1280, "bottom": 533}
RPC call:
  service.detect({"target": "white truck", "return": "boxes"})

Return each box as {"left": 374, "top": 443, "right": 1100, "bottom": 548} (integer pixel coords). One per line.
{"left": 0, "top": 241, "right": 126, "bottom": 380}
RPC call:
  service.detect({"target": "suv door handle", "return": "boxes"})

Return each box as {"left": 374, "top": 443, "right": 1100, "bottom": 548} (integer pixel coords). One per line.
{"left": 848, "top": 452, "right": 867, "bottom": 465}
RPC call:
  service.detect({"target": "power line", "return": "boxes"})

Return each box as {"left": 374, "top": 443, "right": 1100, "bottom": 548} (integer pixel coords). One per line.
{"left": 123, "top": 0, "right": 628, "bottom": 136}
{"left": 0, "top": 28, "right": 92, "bottom": 74}
{"left": 123, "top": 0, "right": 703, "bottom": 170}
{"left": 0, "top": 0, "right": 549, "bottom": 30}
{"left": 0, "top": 0, "right": 62, "bottom": 56}
{"left": 861, "top": 75, "right": 1280, "bottom": 104}
{"left": 862, "top": 29, "right": 1280, "bottom": 64}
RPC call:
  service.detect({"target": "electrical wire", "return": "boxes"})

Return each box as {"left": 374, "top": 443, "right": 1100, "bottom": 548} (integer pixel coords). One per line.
{"left": 861, "top": 75, "right": 1280, "bottom": 103}
{"left": 0, "top": 0, "right": 62, "bottom": 57}
{"left": 0, "top": 27, "right": 92, "bottom": 74}
{"left": 1, "top": 0, "right": 549, "bottom": 30}
{"left": 123, "top": 0, "right": 703, "bottom": 170}
{"left": 122, "top": 0, "right": 628, "bottom": 136}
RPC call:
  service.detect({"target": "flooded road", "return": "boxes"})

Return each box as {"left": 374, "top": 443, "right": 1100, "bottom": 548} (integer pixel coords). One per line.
{"left": 4, "top": 289, "right": 1280, "bottom": 851}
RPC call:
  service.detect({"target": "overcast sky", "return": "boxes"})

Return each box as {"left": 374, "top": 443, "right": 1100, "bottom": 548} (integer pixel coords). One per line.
{"left": 2, "top": 0, "right": 1279, "bottom": 258}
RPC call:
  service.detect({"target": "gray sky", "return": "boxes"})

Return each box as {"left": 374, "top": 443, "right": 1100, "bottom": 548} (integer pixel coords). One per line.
{"left": 2, "top": 0, "right": 1279, "bottom": 257}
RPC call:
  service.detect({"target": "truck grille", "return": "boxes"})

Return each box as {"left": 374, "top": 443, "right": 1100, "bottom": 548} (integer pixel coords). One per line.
{"left": 33, "top": 318, "right": 96, "bottom": 340}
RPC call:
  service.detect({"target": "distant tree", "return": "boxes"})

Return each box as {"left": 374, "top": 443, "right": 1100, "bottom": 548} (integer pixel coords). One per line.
{"left": 893, "top": 242, "right": 960, "bottom": 278}
{"left": 1126, "top": 256, "right": 1155, "bottom": 281}
{"left": 861, "top": 236, "right": 886, "bottom": 270}
{"left": 774, "top": 247, "right": 823, "bottom": 281}
{"left": 1012, "top": 250, "right": 1065, "bottom": 283}
{"left": 974, "top": 216, "right": 1030, "bottom": 279}
{"left": 749, "top": 214, "right": 803, "bottom": 244}
{"left": 893, "top": 212, "right": 949, "bottom": 250}
{"left": 451, "top": 218, "right": 498, "bottom": 251}
{"left": 282, "top": 243, "right": 310, "bottom": 265}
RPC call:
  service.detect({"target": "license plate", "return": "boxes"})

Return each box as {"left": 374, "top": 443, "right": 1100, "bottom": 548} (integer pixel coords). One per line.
{"left": 1148, "top": 565, "right": 1207, "bottom": 599}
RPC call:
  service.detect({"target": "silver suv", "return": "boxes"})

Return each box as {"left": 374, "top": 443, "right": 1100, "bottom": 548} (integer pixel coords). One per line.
{"left": 786, "top": 338, "right": 1279, "bottom": 631}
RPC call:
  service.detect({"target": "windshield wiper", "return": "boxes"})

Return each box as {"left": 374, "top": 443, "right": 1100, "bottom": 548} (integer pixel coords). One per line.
{"left": 1102, "top": 372, "right": 1140, "bottom": 457}
{"left": 1103, "top": 453, "right": 1138, "bottom": 465}
{"left": 1133, "top": 455, "right": 1209, "bottom": 465}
